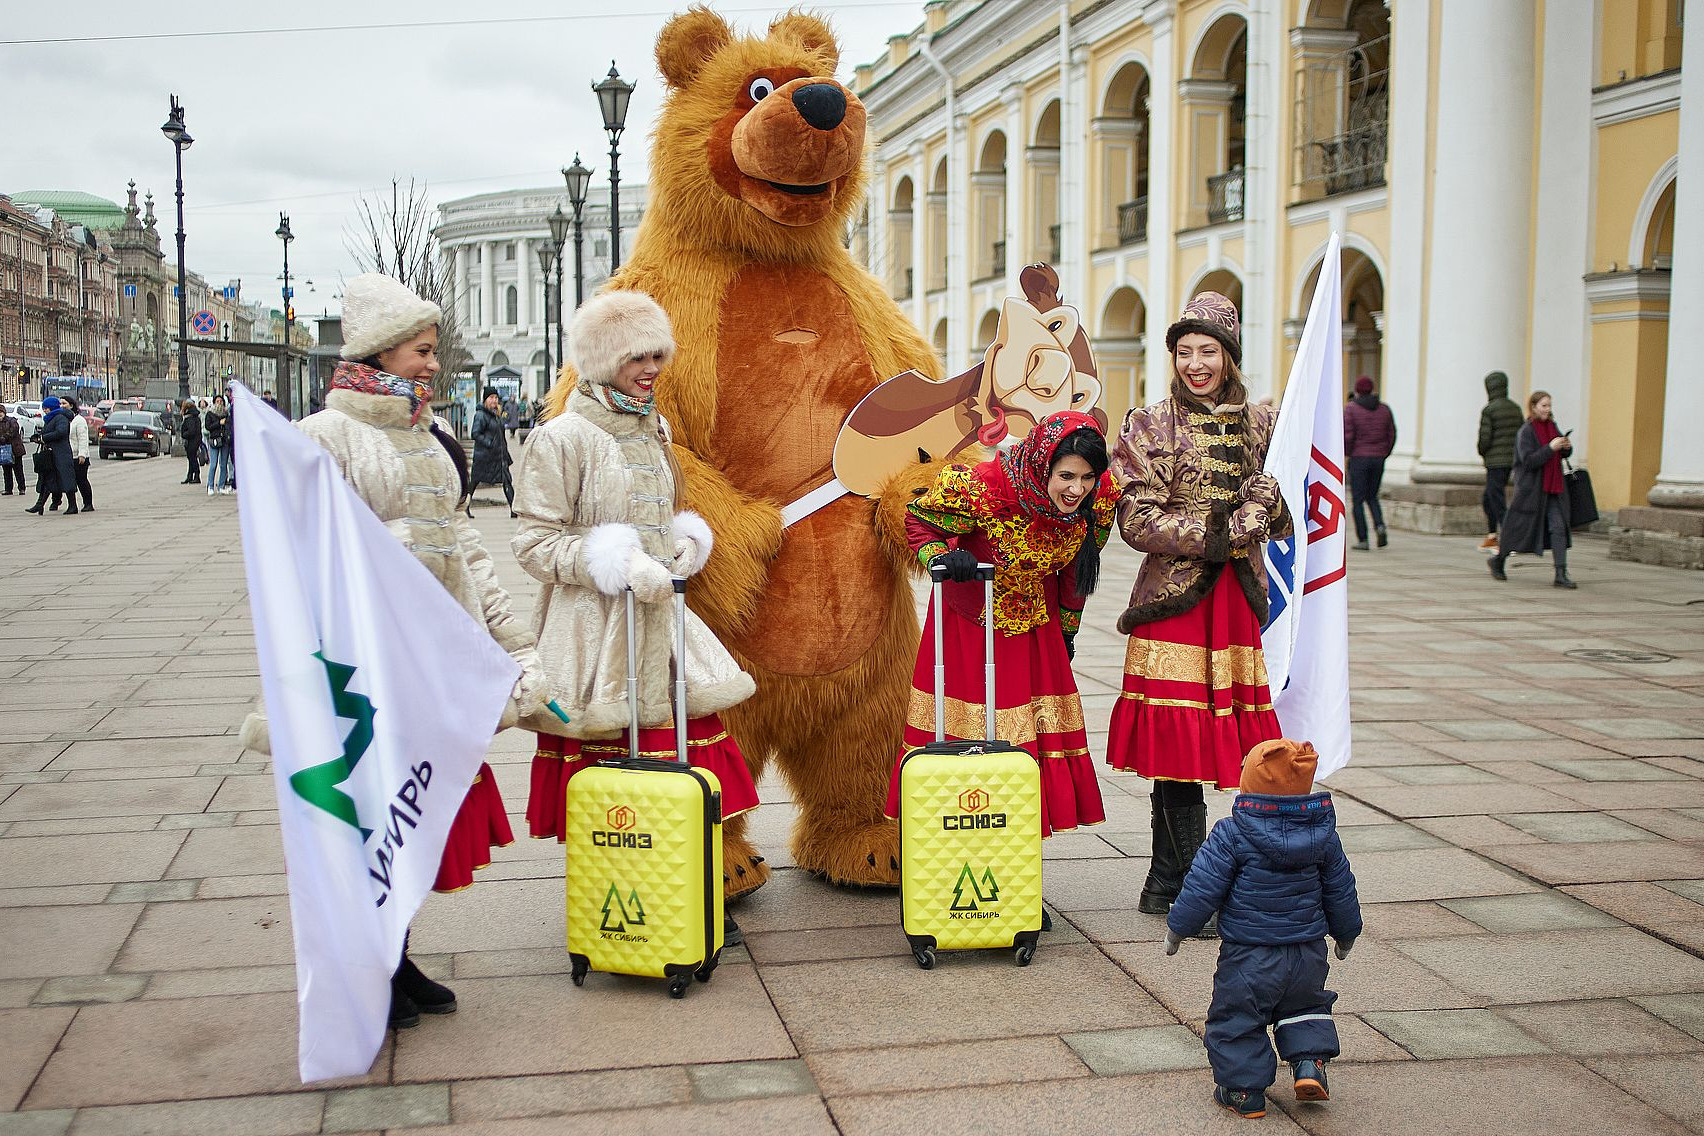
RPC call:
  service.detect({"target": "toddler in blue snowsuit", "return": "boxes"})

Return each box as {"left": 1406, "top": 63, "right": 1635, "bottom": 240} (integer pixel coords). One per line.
{"left": 1164, "top": 738, "right": 1362, "bottom": 1119}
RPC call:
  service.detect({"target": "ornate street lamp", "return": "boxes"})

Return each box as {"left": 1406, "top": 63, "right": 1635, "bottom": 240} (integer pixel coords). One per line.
{"left": 592, "top": 64, "right": 635, "bottom": 274}
{"left": 563, "top": 155, "right": 591, "bottom": 310}
{"left": 160, "top": 95, "right": 192, "bottom": 402}
{"left": 274, "top": 212, "right": 295, "bottom": 416}
{"left": 547, "top": 204, "right": 571, "bottom": 367}
{"left": 536, "top": 242, "right": 557, "bottom": 392}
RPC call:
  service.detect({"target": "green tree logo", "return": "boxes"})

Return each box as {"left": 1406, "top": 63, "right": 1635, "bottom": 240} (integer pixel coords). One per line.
{"left": 600, "top": 884, "right": 647, "bottom": 932}
{"left": 949, "top": 863, "right": 1000, "bottom": 911}
{"left": 290, "top": 652, "right": 376, "bottom": 839}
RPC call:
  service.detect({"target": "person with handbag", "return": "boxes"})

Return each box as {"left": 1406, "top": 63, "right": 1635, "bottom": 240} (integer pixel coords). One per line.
{"left": 0, "top": 406, "right": 23, "bottom": 495}
{"left": 1489, "top": 390, "right": 1577, "bottom": 589}
{"left": 179, "top": 399, "right": 203, "bottom": 484}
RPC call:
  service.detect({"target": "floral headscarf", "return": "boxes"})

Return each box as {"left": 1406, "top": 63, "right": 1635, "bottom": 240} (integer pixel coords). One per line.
{"left": 994, "top": 410, "right": 1104, "bottom": 523}
{"left": 330, "top": 360, "right": 432, "bottom": 424}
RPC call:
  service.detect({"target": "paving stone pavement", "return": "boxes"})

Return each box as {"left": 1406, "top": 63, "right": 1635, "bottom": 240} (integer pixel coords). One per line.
{"left": 3, "top": 451, "right": 1704, "bottom": 1135}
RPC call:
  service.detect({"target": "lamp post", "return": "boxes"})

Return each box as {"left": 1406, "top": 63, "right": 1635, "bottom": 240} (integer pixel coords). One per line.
{"left": 160, "top": 95, "right": 192, "bottom": 402}
{"left": 274, "top": 213, "right": 295, "bottom": 417}
{"left": 535, "top": 243, "right": 556, "bottom": 393}
{"left": 563, "top": 155, "right": 591, "bottom": 310}
{"left": 592, "top": 63, "right": 635, "bottom": 275}
{"left": 547, "top": 205, "right": 570, "bottom": 368}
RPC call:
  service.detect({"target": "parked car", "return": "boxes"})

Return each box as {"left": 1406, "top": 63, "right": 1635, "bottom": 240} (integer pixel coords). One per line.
{"left": 139, "top": 398, "right": 180, "bottom": 452}
{"left": 78, "top": 405, "right": 106, "bottom": 437}
{"left": 9, "top": 401, "right": 41, "bottom": 441}
{"left": 98, "top": 411, "right": 165, "bottom": 458}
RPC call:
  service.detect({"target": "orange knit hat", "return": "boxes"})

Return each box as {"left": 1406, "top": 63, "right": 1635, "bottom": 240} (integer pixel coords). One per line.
{"left": 1240, "top": 739, "right": 1319, "bottom": 796}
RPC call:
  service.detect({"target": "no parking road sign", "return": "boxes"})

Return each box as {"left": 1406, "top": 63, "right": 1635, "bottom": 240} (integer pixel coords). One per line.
{"left": 192, "top": 310, "right": 217, "bottom": 336}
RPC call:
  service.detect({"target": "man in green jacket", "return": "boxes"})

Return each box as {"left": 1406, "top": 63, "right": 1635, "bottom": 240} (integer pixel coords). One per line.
{"left": 1477, "top": 371, "right": 1523, "bottom": 552}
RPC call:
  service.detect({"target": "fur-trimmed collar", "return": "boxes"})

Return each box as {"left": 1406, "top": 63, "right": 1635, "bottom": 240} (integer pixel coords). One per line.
{"left": 323, "top": 387, "right": 420, "bottom": 431}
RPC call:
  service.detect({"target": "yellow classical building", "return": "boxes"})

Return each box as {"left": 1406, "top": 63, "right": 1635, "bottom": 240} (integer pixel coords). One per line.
{"left": 853, "top": 0, "right": 1698, "bottom": 561}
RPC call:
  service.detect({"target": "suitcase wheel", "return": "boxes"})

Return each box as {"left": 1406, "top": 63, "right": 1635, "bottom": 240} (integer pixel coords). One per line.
{"left": 668, "top": 974, "right": 691, "bottom": 999}
{"left": 570, "top": 957, "right": 589, "bottom": 987}
{"left": 1014, "top": 942, "right": 1036, "bottom": 967}
{"left": 912, "top": 946, "right": 937, "bottom": 970}
{"left": 695, "top": 964, "right": 714, "bottom": 984}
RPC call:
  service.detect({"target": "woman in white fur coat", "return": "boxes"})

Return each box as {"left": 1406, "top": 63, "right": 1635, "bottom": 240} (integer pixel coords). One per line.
{"left": 515, "top": 291, "right": 763, "bottom": 898}
{"left": 242, "top": 272, "right": 548, "bottom": 1029}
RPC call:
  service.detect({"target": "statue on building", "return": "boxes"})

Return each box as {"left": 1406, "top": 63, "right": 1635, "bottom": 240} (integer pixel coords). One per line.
{"left": 144, "top": 319, "right": 156, "bottom": 354}
{"left": 128, "top": 320, "right": 145, "bottom": 352}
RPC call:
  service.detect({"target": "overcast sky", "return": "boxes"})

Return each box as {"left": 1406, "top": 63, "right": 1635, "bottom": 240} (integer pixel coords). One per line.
{"left": 1, "top": 1, "right": 925, "bottom": 319}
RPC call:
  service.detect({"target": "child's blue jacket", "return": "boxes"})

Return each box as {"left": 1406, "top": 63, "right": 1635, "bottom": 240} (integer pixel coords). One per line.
{"left": 1167, "top": 791, "right": 1363, "bottom": 946}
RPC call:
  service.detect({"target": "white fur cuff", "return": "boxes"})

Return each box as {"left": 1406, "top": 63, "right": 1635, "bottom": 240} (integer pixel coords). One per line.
{"left": 582, "top": 523, "right": 641, "bottom": 595}
{"left": 671, "top": 510, "right": 714, "bottom": 576}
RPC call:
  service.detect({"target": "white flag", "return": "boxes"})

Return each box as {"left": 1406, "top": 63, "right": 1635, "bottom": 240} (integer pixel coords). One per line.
{"left": 231, "top": 383, "right": 518, "bottom": 1082}
{"left": 1261, "top": 234, "right": 1352, "bottom": 778}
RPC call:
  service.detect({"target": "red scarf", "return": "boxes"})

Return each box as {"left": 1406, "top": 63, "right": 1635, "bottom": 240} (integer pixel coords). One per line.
{"left": 1531, "top": 416, "right": 1566, "bottom": 495}
{"left": 984, "top": 410, "right": 1105, "bottom": 523}
{"left": 330, "top": 360, "right": 433, "bottom": 425}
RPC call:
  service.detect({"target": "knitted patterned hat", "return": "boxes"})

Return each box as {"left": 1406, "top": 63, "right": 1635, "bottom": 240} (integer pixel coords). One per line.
{"left": 340, "top": 273, "right": 443, "bottom": 361}
{"left": 1241, "top": 738, "right": 1319, "bottom": 796}
{"left": 570, "top": 291, "right": 675, "bottom": 387}
{"left": 1165, "top": 291, "right": 1242, "bottom": 366}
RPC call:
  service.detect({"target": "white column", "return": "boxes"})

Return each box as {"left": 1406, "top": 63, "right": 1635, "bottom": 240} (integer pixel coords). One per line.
{"left": 1143, "top": 0, "right": 1177, "bottom": 407}
{"left": 455, "top": 245, "right": 471, "bottom": 327}
{"left": 1239, "top": 0, "right": 1283, "bottom": 398}
{"left": 1055, "top": 2, "right": 1080, "bottom": 308}
{"left": 1382, "top": 0, "right": 1428, "bottom": 479}
{"left": 869, "top": 157, "right": 888, "bottom": 290}
{"left": 480, "top": 240, "right": 496, "bottom": 333}
{"left": 517, "top": 237, "right": 533, "bottom": 330}
{"left": 1067, "top": 43, "right": 1092, "bottom": 311}
{"left": 910, "top": 143, "right": 928, "bottom": 334}
{"left": 1413, "top": 0, "right": 1537, "bottom": 481}
{"left": 1650, "top": 24, "right": 1704, "bottom": 508}
{"left": 1003, "top": 83, "right": 1025, "bottom": 297}
{"left": 948, "top": 111, "right": 971, "bottom": 367}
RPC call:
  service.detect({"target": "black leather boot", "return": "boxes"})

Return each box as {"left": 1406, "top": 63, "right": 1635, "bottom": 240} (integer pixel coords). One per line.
{"left": 394, "top": 953, "right": 456, "bottom": 1016}
{"left": 1138, "top": 792, "right": 1182, "bottom": 914}
{"left": 1164, "top": 802, "right": 1218, "bottom": 938}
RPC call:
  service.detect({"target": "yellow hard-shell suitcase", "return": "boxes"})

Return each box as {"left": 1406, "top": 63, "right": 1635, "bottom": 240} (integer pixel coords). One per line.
{"left": 566, "top": 581, "right": 724, "bottom": 998}
{"left": 898, "top": 565, "right": 1044, "bottom": 968}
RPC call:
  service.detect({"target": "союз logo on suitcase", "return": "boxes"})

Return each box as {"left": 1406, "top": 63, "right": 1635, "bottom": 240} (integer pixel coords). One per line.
{"left": 594, "top": 804, "right": 653, "bottom": 848}
{"left": 942, "top": 787, "right": 1007, "bottom": 830}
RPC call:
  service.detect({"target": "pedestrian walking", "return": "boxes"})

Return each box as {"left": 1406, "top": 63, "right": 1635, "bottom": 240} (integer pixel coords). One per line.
{"left": 881, "top": 410, "right": 1113, "bottom": 853}
{"left": 179, "top": 399, "right": 203, "bottom": 484}
{"left": 1489, "top": 390, "right": 1578, "bottom": 589}
{"left": 0, "top": 404, "right": 24, "bottom": 496}
{"left": 25, "top": 396, "right": 77, "bottom": 515}
{"left": 469, "top": 388, "right": 515, "bottom": 517}
{"left": 64, "top": 397, "right": 94, "bottom": 513}
{"left": 1105, "top": 292, "right": 1291, "bottom": 933}
{"left": 503, "top": 395, "right": 520, "bottom": 438}
{"left": 515, "top": 292, "right": 764, "bottom": 909}
{"left": 1163, "top": 739, "right": 1362, "bottom": 1119}
{"left": 1477, "top": 370, "right": 1523, "bottom": 552}
{"left": 261, "top": 389, "right": 279, "bottom": 410}
{"left": 1342, "top": 376, "right": 1394, "bottom": 550}
{"left": 517, "top": 393, "right": 532, "bottom": 429}
{"left": 293, "top": 271, "right": 547, "bottom": 1028}
{"left": 204, "top": 394, "right": 233, "bottom": 495}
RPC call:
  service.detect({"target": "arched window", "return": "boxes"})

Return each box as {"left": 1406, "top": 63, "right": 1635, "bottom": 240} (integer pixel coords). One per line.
{"left": 489, "top": 351, "right": 509, "bottom": 368}
{"left": 504, "top": 285, "right": 518, "bottom": 326}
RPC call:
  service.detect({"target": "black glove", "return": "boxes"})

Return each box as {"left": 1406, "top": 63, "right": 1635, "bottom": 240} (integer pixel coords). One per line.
{"left": 1063, "top": 634, "right": 1076, "bottom": 661}
{"left": 1334, "top": 937, "right": 1355, "bottom": 960}
{"left": 930, "top": 548, "right": 979, "bottom": 583}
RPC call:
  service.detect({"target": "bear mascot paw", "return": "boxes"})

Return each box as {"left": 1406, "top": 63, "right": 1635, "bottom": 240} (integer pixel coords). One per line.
{"left": 544, "top": 6, "right": 943, "bottom": 889}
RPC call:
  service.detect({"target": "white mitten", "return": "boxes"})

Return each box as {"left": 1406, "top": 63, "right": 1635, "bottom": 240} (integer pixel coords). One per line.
{"left": 627, "top": 549, "right": 675, "bottom": 603}
{"left": 669, "top": 511, "right": 714, "bottom": 576}
{"left": 511, "top": 645, "right": 548, "bottom": 719}
{"left": 582, "top": 523, "right": 641, "bottom": 596}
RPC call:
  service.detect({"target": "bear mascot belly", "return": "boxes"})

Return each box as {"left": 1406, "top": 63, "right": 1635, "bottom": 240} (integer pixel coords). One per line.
{"left": 543, "top": 9, "right": 941, "bottom": 888}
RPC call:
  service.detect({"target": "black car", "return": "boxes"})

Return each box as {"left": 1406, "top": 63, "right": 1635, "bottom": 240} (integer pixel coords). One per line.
{"left": 139, "top": 398, "right": 179, "bottom": 453}
{"left": 99, "top": 411, "right": 165, "bottom": 458}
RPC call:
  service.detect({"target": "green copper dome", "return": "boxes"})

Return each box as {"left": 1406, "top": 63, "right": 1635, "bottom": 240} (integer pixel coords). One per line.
{"left": 10, "top": 190, "right": 127, "bottom": 230}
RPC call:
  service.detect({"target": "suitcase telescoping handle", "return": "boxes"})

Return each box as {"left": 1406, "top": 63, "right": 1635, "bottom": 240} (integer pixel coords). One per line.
{"left": 928, "top": 561, "right": 997, "bottom": 743}
{"left": 622, "top": 579, "right": 692, "bottom": 764}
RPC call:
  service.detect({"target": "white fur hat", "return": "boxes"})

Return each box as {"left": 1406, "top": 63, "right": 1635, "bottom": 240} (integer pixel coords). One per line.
{"left": 340, "top": 273, "right": 443, "bottom": 361}
{"left": 569, "top": 291, "right": 675, "bottom": 386}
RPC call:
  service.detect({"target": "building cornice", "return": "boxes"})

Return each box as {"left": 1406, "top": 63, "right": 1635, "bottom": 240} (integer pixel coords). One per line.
{"left": 1584, "top": 267, "right": 1671, "bottom": 307}
{"left": 1592, "top": 69, "right": 1681, "bottom": 127}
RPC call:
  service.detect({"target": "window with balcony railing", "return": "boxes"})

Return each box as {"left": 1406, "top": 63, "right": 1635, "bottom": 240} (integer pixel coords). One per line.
{"left": 1207, "top": 170, "right": 1245, "bottom": 225}
{"left": 1295, "top": 33, "right": 1389, "bottom": 200}
{"left": 1117, "top": 199, "right": 1148, "bottom": 244}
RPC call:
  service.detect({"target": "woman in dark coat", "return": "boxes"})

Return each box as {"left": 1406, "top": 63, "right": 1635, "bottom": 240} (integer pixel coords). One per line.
{"left": 1490, "top": 390, "right": 1576, "bottom": 589}
{"left": 468, "top": 387, "right": 515, "bottom": 517}
{"left": 25, "top": 397, "right": 77, "bottom": 516}
{"left": 179, "top": 399, "right": 203, "bottom": 484}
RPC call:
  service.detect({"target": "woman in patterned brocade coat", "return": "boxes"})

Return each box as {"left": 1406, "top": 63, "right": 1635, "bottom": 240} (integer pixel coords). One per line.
{"left": 1105, "top": 291, "right": 1293, "bottom": 934}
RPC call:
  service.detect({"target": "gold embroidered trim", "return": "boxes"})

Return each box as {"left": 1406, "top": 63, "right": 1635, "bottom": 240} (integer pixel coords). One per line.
{"left": 906, "top": 689, "right": 1085, "bottom": 743}
{"left": 1122, "top": 638, "right": 1270, "bottom": 689}
{"left": 1117, "top": 691, "right": 1276, "bottom": 715}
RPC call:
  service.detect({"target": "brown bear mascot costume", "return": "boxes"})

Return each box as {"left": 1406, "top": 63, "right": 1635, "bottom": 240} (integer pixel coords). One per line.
{"left": 541, "top": 8, "right": 941, "bottom": 890}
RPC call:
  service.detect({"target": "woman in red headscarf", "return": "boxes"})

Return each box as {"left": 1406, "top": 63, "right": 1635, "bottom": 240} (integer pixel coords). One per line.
{"left": 883, "top": 411, "right": 1115, "bottom": 864}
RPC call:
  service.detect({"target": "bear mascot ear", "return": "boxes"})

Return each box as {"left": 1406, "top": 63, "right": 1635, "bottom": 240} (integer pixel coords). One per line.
{"left": 657, "top": 5, "right": 734, "bottom": 90}
{"left": 769, "top": 10, "right": 839, "bottom": 73}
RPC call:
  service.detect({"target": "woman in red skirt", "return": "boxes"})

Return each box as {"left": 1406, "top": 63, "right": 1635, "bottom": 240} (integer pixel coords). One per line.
{"left": 884, "top": 410, "right": 1115, "bottom": 926}
{"left": 1105, "top": 292, "right": 1291, "bottom": 930}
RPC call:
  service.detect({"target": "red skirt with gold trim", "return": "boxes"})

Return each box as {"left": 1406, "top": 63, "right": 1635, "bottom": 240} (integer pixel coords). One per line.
{"left": 1105, "top": 568, "right": 1282, "bottom": 789}
{"left": 883, "top": 602, "right": 1105, "bottom": 838}
{"left": 526, "top": 714, "right": 760, "bottom": 843}
{"left": 433, "top": 762, "right": 514, "bottom": 893}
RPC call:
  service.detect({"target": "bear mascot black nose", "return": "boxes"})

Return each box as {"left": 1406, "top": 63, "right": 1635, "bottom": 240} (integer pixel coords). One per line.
{"left": 792, "top": 83, "right": 846, "bottom": 131}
